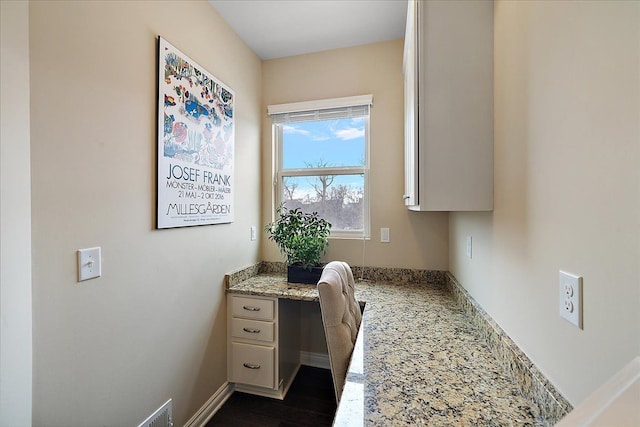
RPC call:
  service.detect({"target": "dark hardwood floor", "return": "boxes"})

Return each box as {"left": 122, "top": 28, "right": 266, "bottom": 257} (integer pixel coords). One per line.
{"left": 207, "top": 365, "right": 337, "bottom": 427}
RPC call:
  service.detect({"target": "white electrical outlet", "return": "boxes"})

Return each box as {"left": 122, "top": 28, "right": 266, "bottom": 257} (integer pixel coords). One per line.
{"left": 380, "top": 228, "right": 390, "bottom": 243}
{"left": 78, "top": 247, "right": 101, "bottom": 282}
{"left": 466, "top": 235, "right": 472, "bottom": 259}
{"left": 250, "top": 226, "right": 257, "bottom": 241}
{"left": 559, "top": 270, "right": 582, "bottom": 329}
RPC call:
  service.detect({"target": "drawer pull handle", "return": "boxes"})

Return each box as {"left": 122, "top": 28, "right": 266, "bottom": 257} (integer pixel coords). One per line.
{"left": 243, "top": 363, "right": 261, "bottom": 369}
{"left": 243, "top": 327, "right": 261, "bottom": 333}
{"left": 243, "top": 306, "right": 261, "bottom": 311}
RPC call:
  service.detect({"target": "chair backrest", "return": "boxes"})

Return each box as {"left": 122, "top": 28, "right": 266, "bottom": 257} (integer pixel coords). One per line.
{"left": 317, "top": 261, "right": 362, "bottom": 402}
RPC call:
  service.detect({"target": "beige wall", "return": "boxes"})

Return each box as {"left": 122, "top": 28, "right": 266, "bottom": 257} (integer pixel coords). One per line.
{"left": 261, "top": 40, "right": 449, "bottom": 271}
{"left": 450, "top": 0, "right": 639, "bottom": 405}
{"left": 22, "top": 0, "right": 638, "bottom": 423}
{"left": 29, "top": 1, "right": 261, "bottom": 425}
{"left": 0, "top": 1, "right": 33, "bottom": 425}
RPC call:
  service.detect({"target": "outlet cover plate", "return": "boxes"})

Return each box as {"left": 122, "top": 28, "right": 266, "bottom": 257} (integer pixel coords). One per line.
{"left": 380, "top": 228, "right": 390, "bottom": 243}
{"left": 559, "top": 270, "right": 582, "bottom": 329}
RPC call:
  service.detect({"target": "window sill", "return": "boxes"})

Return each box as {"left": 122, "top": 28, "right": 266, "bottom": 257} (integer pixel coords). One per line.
{"left": 329, "top": 234, "right": 370, "bottom": 241}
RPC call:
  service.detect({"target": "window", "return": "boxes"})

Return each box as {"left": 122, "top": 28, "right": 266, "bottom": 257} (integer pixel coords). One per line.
{"left": 268, "top": 95, "right": 372, "bottom": 238}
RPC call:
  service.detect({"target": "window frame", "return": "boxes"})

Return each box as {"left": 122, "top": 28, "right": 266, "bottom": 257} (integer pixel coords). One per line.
{"left": 269, "top": 96, "right": 372, "bottom": 239}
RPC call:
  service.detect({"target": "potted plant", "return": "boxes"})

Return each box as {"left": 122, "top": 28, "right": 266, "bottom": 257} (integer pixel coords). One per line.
{"left": 265, "top": 204, "right": 332, "bottom": 284}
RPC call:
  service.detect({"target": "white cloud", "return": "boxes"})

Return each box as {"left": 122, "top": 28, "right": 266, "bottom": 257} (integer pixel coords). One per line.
{"left": 283, "top": 125, "right": 310, "bottom": 135}
{"left": 334, "top": 127, "right": 364, "bottom": 140}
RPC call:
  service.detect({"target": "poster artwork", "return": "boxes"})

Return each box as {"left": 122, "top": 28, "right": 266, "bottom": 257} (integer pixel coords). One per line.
{"left": 157, "top": 37, "right": 234, "bottom": 228}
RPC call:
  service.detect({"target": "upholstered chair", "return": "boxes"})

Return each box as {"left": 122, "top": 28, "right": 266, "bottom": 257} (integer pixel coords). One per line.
{"left": 317, "top": 261, "right": 362, "bottom": 402}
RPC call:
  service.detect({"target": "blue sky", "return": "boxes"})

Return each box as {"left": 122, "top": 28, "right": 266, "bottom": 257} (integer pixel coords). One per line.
{"left": 282, "top": 117, "right": 365, "bottom": 169}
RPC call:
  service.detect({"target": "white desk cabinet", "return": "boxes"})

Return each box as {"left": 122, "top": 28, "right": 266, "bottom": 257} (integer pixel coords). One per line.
{"left": 404, "top": 0, "right": 494, "bottom": 211}
{"left": 227, "top": 294, "right": 300, "bottom": 399}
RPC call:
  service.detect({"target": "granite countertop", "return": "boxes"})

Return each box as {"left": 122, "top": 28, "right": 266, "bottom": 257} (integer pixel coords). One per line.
{"left": 227, "top": 274, "right": 541, "bottom": 426}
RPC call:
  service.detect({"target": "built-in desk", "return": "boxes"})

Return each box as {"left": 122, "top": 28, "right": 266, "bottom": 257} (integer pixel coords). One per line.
{"left": 227, "top": 274, "right": 541, "bottom": 426}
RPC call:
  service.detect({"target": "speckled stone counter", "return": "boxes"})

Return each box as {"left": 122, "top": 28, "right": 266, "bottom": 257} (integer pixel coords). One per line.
{"left": 227, "top": 274, "right": 543, "bottom": 426}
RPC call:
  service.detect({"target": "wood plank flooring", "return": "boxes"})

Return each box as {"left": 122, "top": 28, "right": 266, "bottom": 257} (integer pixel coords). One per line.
{"left": 207, "top": 366, "right": 336, "bottom": 427}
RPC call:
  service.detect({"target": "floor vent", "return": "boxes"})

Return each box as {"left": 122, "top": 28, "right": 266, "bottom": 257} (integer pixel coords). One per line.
{"left": 138, "top": 399, "right": 173, "bottom": 427}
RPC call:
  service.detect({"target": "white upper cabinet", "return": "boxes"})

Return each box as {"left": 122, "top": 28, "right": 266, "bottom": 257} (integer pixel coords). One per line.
{"left": 403, "top": 0, "right": 494, "bottom": 211}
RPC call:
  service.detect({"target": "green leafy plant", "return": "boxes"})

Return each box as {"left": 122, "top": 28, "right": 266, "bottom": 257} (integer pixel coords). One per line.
{"left": 265, "top": 204, "right": 332, "bottom": 270}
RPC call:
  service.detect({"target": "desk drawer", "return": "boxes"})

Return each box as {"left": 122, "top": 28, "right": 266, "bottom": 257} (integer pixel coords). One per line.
{"left": 230, "top": 296, "right": 274, "bottom": 321}
{"left": 231, "top": 318, "right": 274, "bottom": 342}
{"left": 230, "top": 342, "right": 275, "bottom": 389}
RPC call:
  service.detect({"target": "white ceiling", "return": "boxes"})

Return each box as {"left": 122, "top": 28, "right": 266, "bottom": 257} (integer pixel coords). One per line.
{"left": 209, "top": 0, "right": 408, "bottom": 60}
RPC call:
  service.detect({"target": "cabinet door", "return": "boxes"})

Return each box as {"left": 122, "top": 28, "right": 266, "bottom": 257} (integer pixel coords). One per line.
{"left": 403, "top": 0, "right": 419, "bottom": 207}
{"left": 403, "top": 0, "right": 494, "bottom": 211}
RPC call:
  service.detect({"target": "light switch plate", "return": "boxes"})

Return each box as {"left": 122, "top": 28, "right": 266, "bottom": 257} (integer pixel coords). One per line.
{"left": 250, "top": 226, "right": 257, "bottom": 241}
{"left": 78, "top": 247, "right": 101, "bottom": 281}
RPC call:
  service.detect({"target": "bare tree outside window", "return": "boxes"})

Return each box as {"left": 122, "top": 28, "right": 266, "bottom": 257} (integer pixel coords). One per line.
{"left": 283, "top": 180, "right": 298, "bottom": 201}
{"left": 283, "top": 174, "right": 364, "bottom": 232}
{"left": 305, "top": 160, "right": 334, "bottom": 204}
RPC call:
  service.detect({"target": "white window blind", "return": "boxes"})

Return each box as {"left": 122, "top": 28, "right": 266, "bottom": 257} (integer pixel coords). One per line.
{"left": 270, "top": 105, "right": 370, "bottom": 124}
{"left": 268, "top": 95, "right": 373, "bottom": 123}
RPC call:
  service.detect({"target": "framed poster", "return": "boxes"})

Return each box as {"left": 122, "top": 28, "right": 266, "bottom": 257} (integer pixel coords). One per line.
{"left": 157, "top": 36, "right": 234, "bottom": 228}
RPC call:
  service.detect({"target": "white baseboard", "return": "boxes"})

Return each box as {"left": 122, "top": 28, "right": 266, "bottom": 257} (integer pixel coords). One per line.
{"left": 183, "top": 381, "right": 234, "bottom": 427}
{"left": 300, "top": 351, "right": 330, "bottom": 370}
